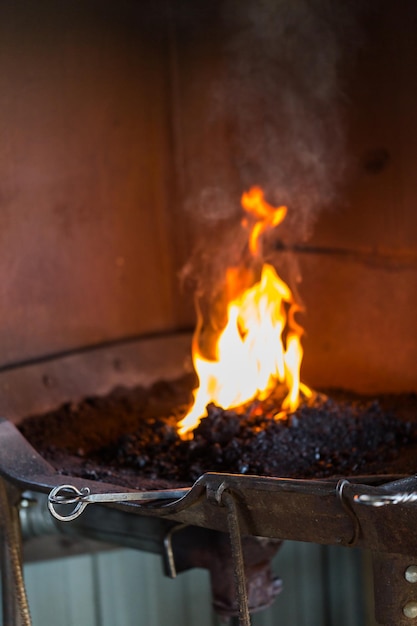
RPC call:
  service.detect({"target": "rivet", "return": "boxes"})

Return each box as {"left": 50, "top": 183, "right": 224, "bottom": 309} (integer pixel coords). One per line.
{"left": 403, "top": 602, "right": 417, "bottom": 619}
{"left": 405, "top": 566, "right": 417, "bottom": 584}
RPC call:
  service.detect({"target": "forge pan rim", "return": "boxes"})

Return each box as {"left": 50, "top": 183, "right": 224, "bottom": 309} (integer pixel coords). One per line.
{"left": 2, "top": 417, "right": 417, "bottom": 556}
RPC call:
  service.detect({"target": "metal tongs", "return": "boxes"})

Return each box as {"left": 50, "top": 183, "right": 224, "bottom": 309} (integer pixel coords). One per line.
{"left": 48, "top": 484, "right": 191, "bottom": 522}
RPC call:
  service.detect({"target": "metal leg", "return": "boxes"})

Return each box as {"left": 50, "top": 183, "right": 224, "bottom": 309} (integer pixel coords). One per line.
{"left": 222, "top": 491, "right": 251, "bottom": 626}
{"left": 1, "top": 528, "right": 16, "bottom": 626}
{"left": 0, "top": 478, "right": 32, "bottom": 626}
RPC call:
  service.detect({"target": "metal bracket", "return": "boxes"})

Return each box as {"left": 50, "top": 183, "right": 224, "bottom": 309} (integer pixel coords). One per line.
{"left": 163, "top": 524, "right": 190, "bottom": 578}
{"left": 218, "top": 489, "right": 251, "bottom": 626}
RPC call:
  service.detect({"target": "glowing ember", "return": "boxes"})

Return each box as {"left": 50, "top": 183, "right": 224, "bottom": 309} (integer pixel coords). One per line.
{"left": 178, "top": 187, "right": 311, "bottom": 437}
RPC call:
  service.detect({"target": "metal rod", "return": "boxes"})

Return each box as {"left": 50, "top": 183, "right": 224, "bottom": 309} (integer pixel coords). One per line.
{"left": 222, "top": 491, "right": 251, "bottom": 626}
{"left": 0, "top": 478, "right": 32, "bottom": 626}
{"left": 1, "top": 524, "right": 15, "bottom": 626}
{"left": 47, "top": 484, "right": 191, "bottom": 522}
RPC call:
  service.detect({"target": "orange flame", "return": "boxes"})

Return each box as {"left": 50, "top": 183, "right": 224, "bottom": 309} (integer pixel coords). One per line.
{"left": 178, "top": 187, "right": 311, "bottom": 437}
{"left": 241, "top": 186, "right": 287, "bottom": 256}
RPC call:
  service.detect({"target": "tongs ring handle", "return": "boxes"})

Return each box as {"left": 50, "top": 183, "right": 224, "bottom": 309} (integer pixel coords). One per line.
{"left": 47, "top": 483, "right": 194, "bottom": 521}
{"left": 47, "top": 484, "right": 90, "bottom": 522}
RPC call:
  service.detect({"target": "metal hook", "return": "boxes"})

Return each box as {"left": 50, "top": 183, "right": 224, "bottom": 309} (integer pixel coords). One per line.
{"left": 163, "top": 524, "right": 190, "bottom": 578}
{"left": 336, "top": 479, "right": 361, "bottom": 547}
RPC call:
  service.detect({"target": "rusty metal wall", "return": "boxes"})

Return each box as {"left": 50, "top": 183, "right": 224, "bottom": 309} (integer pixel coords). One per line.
{"left": 0, "top": 0, "right": 189, "bottom": 369}
{"left": 169, "top": 0, "right": 417, "bottom": 395}
{"left": 0, "top": 1, "right": 416, "bottom": 393}
{"left": 299, "top": 1, "right": 417, "bottom": 394}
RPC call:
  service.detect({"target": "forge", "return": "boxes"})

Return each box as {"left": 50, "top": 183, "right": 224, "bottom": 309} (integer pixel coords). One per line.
{"left": 0, "top": 1, "right": 417, "bottom": 626}
{"left": 1, "top": 333, "right": 417, "bottom": 626}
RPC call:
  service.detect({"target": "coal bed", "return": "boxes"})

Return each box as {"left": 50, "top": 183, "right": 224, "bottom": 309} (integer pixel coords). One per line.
{"left": 18, "top": 375, "right": 417, "bottom": 491}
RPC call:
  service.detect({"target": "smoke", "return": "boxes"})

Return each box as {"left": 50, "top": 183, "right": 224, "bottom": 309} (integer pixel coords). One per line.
{"left": 179, "top": 0, "right": 364, "bottom": 298}
{"left": 221, "top": 0, "right": 362, "bottom": 234}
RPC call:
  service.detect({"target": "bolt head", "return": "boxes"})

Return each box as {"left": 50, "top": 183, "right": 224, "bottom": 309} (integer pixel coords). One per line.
{"left": 405, "top": 566, "right": 417, "bottom": 584}
{"left": 403, "top": 602, "right": 417, "bottom": 619}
